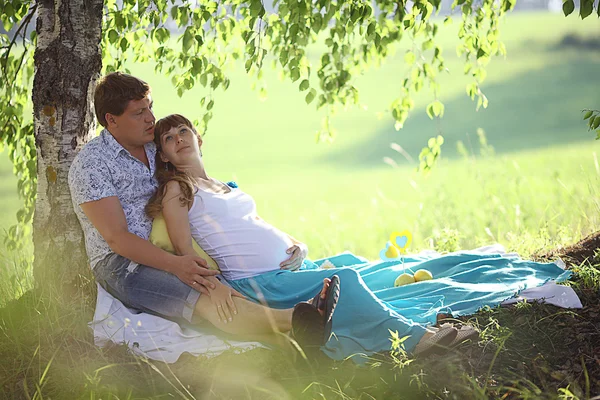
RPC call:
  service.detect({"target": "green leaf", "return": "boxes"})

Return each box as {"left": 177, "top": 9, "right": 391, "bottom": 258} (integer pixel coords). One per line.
{"left": 119, "top": 37, "right": 128, "bottom": 52}
{"left": 155, "top": 27, "right": 170, "bottom": 43}
{"left": 366, "top": 22, "right": 376, "bottom": 37}
{"left": 588, "top": 115, "right": 596, "bottom": 128}
{"left": 583, "top": 110, "right": 593, "bottom": 120}
{"left": 299, "top": 79, "right": 310, "bottom": 91}
{"left": 580, "top": 0, "right": 593, "bottom": 18}
{"left": 4, "top": 3, "right": 14, "bottom": 18}
{"left": 170, "top": 5, "right": 179, "bottom": 20}
{"left": 182, "top": 27, "right": 193, "bottom": 52}
{"left": 426, "top": 103, "right": 434, "bottom": 119}
{"left": 207, "top": 100, "right": 214, "bottom": 111}
{"left": 191, "top": 58, "right": 203, "bottom": 75}
{"left": 279, "top": 50, "right": 289, "bottom": 66}
{"left": 108, "top": 29, "right": 119, "bottom": 44}
{"left": 290, "top": 68, "right": 301, "bottom": 82}
{"left": 562, "top": 0, "right": 575, "bottom": 16}
{"left": 305, "top": 89, "right": 316, "bottom": 104}
{"left": 404, "top": 51, "right": 416, "bottom": 65}
{"left": 289, "top": 24, "right": 299, "bottom": 39}
{"left": 593, "top": 117, "right": 600, "bottom": 129}
{"left": 312, "top": 14, "right": 323, "bottom": 33}
{"left": 432, "top": 100, "right": 444, "bottom": 117}
{"left": 466, "top": 82, "right": 477, "bottom": 99}
{"left": 249, "top": 0, "right": 264, "bottom": 17}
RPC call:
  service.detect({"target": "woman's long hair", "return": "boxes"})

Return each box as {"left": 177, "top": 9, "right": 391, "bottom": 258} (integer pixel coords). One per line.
{"left": 145, "top": 114, "right": 201, "bottom": 218}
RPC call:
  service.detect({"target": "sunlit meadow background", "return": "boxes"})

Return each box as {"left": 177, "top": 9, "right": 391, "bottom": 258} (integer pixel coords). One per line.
{"left": 0, "top": 11, "right": 599, "bottom": 398}
{"left": 1, "top": 12, "right": 599, "bottom": 306}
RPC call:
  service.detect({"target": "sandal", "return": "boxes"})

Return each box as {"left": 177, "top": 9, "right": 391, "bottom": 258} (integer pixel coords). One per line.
{"left": 442, "top": 323, "right": 479, "bottom": 347}
{"left": 290, "top": 275, "right": 341, "bottom": 354}
{"left": 413, "top": 325, "right": 458, "bottom": 357}
{"left": 290, "top": 303, "right": 325, "bottom": 353}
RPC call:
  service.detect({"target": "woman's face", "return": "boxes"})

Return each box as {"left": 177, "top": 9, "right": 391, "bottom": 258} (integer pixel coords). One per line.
{"left": 159, "top": 124, "right": 202, "bottom": 165}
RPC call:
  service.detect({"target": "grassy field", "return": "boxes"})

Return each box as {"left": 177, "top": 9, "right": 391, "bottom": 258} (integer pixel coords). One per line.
{"left": 0, "top": 11, "right": 600, "bottom": 399}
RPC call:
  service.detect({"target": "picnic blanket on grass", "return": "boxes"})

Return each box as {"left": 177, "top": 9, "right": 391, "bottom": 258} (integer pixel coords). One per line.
{"left": 90, "top": 244, "right": 580, "bottom": 363}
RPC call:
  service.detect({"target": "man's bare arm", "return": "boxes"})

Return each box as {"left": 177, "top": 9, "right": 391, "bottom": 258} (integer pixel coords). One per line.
{"left": 80, "top": 196, "right": 217, "bottom": 293}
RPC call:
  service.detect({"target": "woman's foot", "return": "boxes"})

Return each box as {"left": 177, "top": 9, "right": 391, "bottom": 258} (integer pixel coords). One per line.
{"left": 311, "top": 278, "right": 332, "bottom": 316}
{"left": 309, "top": 277, "right": 340, "bottom": 325}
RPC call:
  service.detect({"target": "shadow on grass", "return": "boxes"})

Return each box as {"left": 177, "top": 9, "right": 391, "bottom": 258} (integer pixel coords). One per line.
{"left": 324, "top": 55, "right": 600, "bottom": 168}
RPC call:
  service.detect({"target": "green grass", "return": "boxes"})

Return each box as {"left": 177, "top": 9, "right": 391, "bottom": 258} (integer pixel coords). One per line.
{"left": 0, "top": 11, "right": 600, "bottom": 399}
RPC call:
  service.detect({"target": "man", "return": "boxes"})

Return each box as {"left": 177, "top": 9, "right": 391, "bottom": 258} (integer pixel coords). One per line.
{"left": 68, "top": 72, "right": 334, "bottom": 346}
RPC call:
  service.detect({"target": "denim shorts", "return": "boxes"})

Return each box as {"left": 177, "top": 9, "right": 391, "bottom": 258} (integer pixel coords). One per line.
{"left": 93, "top": 253, "right": 201, "bottom": 323}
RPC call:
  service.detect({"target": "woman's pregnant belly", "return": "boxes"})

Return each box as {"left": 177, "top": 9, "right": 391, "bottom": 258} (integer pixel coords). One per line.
{"left": 196, "top": 217, "right": 293, "bottom": 280}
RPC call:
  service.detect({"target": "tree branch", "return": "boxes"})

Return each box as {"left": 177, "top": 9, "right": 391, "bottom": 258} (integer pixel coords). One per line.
{"left": 1, "top": 2, "right": 38, "bottom": 85}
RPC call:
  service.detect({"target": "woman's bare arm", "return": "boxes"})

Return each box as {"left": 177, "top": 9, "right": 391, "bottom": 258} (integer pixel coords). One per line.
{"left": 161, "top": 180, "right": 197, "bottom": 257}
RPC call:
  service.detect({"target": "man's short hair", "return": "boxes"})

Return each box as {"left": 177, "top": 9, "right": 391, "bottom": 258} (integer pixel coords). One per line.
{"left": 94, "top": 72, "right": 151, "bottom": 128}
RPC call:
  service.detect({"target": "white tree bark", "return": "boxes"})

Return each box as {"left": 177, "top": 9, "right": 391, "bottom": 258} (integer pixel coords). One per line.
{"left": 32, "top": 0, "right": 104, "bottom": 287}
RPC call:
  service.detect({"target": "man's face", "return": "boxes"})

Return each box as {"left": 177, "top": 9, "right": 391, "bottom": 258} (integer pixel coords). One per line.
{"left": 107, "top": 94, "right": 155, "bottom": 146}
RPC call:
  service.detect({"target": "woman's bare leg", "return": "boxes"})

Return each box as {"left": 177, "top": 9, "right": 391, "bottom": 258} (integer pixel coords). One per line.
{"left": 193, "top": 296, "right": 293, "bottom": 336}
{"left": 192, "top": 278, "right": 331, "bottom": 338}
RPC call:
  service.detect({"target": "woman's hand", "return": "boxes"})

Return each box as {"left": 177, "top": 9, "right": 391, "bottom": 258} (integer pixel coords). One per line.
{"left": 206, "top": 277, "right": 245, "bottom": 324}
{"left": 280, "top": 243, "right": 308, "bottom": 271}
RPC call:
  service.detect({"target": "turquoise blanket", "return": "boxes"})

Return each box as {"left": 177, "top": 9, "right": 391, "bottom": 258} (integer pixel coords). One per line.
{"left": 312, "top": 251, "right": 571, "bottom": 325}
{"left": 229, "top": 251, "right": 570, "bottom": 360}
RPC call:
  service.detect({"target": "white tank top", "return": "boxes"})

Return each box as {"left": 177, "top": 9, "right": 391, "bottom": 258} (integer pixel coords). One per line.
{"left": 187, "top": 186, "right": 293, "bottom": 280}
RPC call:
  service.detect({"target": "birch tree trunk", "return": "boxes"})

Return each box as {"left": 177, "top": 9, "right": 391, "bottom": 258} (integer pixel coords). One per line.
{"left": 32, "top": 0, "right": 104, "bottom": 289}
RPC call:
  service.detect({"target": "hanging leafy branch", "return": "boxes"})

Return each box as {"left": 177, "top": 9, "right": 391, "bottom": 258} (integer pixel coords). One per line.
{"left": 98, "top": 0, "right": 518, "bottom": 152}
{"left": 583, "top": 110, "right": 600, "bottom": 140}
{"left": 562, "top": 0, "right": 600, "bottom": 139}
{"left": 0, "top": 0, "right": 37, "bottom": 249}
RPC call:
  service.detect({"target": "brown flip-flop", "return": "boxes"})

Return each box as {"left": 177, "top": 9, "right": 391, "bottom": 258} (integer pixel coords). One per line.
{"left": 413, "top": 325, "right": 458, "bottom": 357}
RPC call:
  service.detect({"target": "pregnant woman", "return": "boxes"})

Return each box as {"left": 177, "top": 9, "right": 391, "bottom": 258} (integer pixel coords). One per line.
{"left": 146, "top": 114, "right": 477, "bottom": 360}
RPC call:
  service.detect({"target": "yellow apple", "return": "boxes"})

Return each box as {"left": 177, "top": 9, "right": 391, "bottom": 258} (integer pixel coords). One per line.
{"left": 414, "top": 269, "right": 433, "bottom": 282}
{"left": 394, "top": 273, "right": 415, "bottom": 287}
